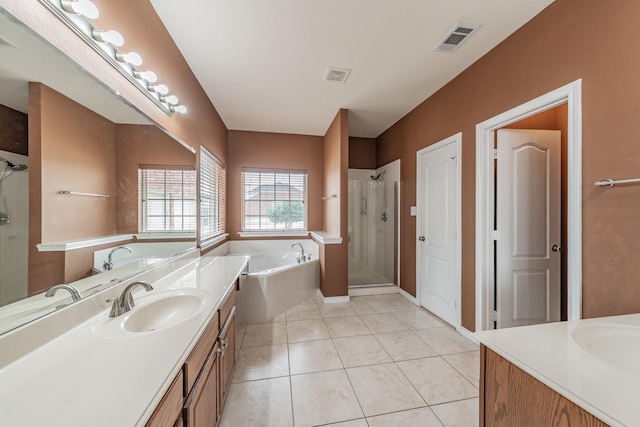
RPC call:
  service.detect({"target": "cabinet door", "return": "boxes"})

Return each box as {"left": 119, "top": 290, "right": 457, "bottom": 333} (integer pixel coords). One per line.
{"left": 184, "top": 342, "right": 220, "bottom": 427}
{"left": 146, "top": 371, "right": 184, "bottom": 427}
{"left": 218, "top": 306, "right": 236, "bottom": 413}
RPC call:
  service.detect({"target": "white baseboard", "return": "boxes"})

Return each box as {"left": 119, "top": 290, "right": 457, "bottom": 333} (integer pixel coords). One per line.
{"left": 349, "top": 285, "right": 399, "bottom": 297}
{"left": 399, "top": 288, "right": 418, "bottom": 305}
{"left": 457, "top": 326, "right": 480, "bottom": 345}
{"left": 323, "top": 295, "right": 350, "bottom": 304}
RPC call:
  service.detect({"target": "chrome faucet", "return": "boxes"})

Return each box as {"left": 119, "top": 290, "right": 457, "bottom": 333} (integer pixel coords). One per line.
{"left": 108, "top": 281, "right": 153, "bottom": 317}
{"left": 291, "top": 242, "right": 306, "bottom": 262}
{"left": 44, "top": 284, "right": 82, "bottom": 302}
{"left": 104, "top": 246, "right": 133, "bottom": 271}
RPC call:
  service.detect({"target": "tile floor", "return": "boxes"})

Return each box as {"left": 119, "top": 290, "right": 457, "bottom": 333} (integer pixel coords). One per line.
{"left": 221, "top": 293, "right": 479, "bottom": 427}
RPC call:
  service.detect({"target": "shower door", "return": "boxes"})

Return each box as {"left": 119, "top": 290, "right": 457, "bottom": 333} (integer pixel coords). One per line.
{"left": 348, "top": 162, "right": 399, "bottom": 287}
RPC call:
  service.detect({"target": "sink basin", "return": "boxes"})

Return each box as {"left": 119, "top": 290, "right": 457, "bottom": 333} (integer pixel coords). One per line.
{"left": 93, "top": 289, "right": 209, "bottom": 337}
{"left": 125, "top": 293, "right": 204, "bottom": 333}
{"left": 572, "top": 323, "right": 640, "bottom": 375}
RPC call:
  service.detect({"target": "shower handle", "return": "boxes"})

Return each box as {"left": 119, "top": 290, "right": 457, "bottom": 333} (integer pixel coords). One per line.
{"left": 418, "top": 236, "right": 426, "bottom": 242}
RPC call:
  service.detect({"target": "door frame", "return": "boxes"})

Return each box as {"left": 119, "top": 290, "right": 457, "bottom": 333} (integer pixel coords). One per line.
{"left": 416, "top": 133, "right": 462, "bottom": 328}
{"left": 475, "top": 79, "right": 582, "bottom": 331}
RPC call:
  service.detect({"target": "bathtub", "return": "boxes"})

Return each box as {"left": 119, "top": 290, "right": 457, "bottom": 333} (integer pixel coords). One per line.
{"left": 93, "top": 242, "right": 196, "bottom": 273}
{"left": 222, "top": 240, "right": 320, "bottom": 324}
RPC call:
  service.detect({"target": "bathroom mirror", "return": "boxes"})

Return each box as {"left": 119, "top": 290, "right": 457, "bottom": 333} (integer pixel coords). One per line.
{"left": 0, "top": 7, "right": 197, "bottom": 335}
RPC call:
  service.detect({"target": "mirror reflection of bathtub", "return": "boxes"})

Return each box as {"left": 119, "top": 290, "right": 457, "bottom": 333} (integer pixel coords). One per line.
{"left": 210, "top": 240, "right": 320, "bottom": 324}
{"left": 93, "top": 242, "right": 196, "bottom": 273}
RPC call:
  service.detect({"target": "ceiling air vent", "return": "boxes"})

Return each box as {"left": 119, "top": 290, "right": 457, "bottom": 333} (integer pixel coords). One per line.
{"left": 324, "top": 67, "right": 351, "bottom": 83}
{"left": 434, "top": 23, "right": 480, "bottom": 53}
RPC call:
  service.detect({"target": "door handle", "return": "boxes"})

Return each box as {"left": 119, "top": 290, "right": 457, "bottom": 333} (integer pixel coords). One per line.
{"left": 418, "top": 236, "right": 426, "bottom": 242}
{"left": 552, "top": 244, "right": 562, "bottom": 252}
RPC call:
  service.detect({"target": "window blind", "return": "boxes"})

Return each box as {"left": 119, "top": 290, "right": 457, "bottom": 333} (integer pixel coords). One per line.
{"left": 138, "top": 168, "right": 196, "bottom": 232}
{"left": 242, "top": 168, "right": 307, "bottom": 232}
{"left": 200, "top": 146, "right": 226, "bottom": 241}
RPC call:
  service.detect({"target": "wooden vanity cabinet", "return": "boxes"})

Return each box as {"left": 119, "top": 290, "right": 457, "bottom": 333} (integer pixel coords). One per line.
{"left": 146, "top": 283, "right": 239, "bottom": 427}
{"left": 218, "top": 306, "right": 236, "bottom": 412}
{"left": 145, "top": 371, "right": 184, "bottom": 427}
{"left": 480, "top": 345, "right": 609, "bottom": 427}
{"left": 183, "top": 341, "right": 220, "bottom": 426}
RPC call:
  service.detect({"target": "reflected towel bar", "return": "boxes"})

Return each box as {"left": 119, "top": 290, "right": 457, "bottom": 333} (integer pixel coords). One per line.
{"left": 594, "top": 178, "right": 640, "bottom": 188}
{"left": 321, "top": 194, "right": 338, "bottom": 200}
{"left": 59, "top": 191, "right": 110, "bottom": 198}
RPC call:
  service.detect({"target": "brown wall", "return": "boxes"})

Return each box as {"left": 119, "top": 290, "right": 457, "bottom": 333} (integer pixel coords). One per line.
{"left": 377, "top": 0, "right": 640, "bottom": 330}
{"left": 0, "top": 103, "right": 27, "bottom": 156}
{"left": 320, "top": 110, "right": 349, "bottom": 297}
{"left": 115, "top": 124, "right": 197, "bottom": 234}
{"left": 349, "top": 137, "right": 376, "bottom": 169}
{"left": 227, "top": 131, "right": 324, "bottom": 238}
{"left": 38, "top": 84, "right": 117, "bottom": 242}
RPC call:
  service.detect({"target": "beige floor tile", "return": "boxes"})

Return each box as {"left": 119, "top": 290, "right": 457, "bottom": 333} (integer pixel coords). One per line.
{"left": 392, "top": 309, "right": 444, "bottom": 329}
{"left": 443, "top": 351, "right": 480, "bottom": 388}
{"left": 319, "top": 302, "right": 357, "bottom": 318}
{"left": 242, "top": 322, "right": 288, "bottom": 348}
{"left": 219, "top": 377, "right": 293, "bottom": 427}
{"left": 324, "top": 315, "right": 371, "bottom": 338}
{"left": 333, "top": 335, "right": 392, "bottom": 367}
{"left": 349, "top": 299, "right": 389, "bottom": 315}
{"left": 291, "top": 370, "right": 363, "bottom": 427}
{"left": 413, "top": 327, "right": 479, "bottom": 355}
{"left": 286, "top": 318, "right": 330, "bottom": 343}
{"left": 346, "top": 363, "right": 426, "bottom": 416}
{"left": 360, "top": 312, "right": 408, "bottom": 333}
{"left": 289, "top": 339, "right": 343, "bottom": 375}
{"left": 367, "top": 407, "right": 444, "bottom": 427}
{"left": 265, "top": 312, "right": 287, "bottom": 323}
{"left": 375, "top": 331, "right": 438, "bottom": 361}
{"left": 398, "top": 357, "right": 478, "bottom": 405}
{"left": 285, "top": 303, "right": 322, "bottom": 321}
{"left": 431, "top": 398, "right": 479, "bottom": 427}
{"left": 322, "top": 419, "right": 368, "bottom": 427}
{"left": 232, "top": 344, "right": 289, "bottom": 382}
{"left": 375, "top": 294, "right": 419, "bottom": 312}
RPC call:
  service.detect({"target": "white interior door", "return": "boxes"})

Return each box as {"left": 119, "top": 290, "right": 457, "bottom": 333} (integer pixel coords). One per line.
{"left": 496, "top": 129, "right": 561, "bottom": 328}
{"left": 417, "top": 138, "right": 459, "bottom": 327}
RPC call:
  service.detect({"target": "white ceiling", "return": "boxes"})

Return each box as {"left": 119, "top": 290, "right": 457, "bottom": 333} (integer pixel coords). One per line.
{"left": 151, "top": 0, "right": 555, "bottom": 138}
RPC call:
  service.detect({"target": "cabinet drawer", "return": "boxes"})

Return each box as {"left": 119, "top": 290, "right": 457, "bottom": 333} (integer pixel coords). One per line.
{"left": 146, "top": 370, "right": 184, "bottom": 427}
{"left": 183, "top": 311, "right": 219, "bottom": 394}
{"left": 219, "top": 288, "right": 236, "bottom": 327}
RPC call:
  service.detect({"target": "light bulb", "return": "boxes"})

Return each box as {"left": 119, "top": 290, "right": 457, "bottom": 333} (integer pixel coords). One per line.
{"left": 92, "top": 29, "right": 124, "bottom": 47}
{"left": 161, "top": 95, "right": 179, "bottom": 105}
{"left": 148, "top": 84, "right": 169, "bottom": 95}
{"left": 170, "top": 105, "right": 188, "bottom": 114}
{"left": 133, "top": 70, "right": 158, "bottom": 83}
{"left": 61, "top": 0, "right": 99, "bottom": 19}
{"left": 115, "top": 51, "right": 143, "bottom": 66}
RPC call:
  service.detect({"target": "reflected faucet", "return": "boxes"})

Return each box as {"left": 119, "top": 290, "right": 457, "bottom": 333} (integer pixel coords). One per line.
{"left": 44, "top": 284, "right": 82, "bottom": 302}
{"left": 104, "top": 246, "right": 133, "bottom": 271}
{"left": 109, "top": 281, "right": 153, "bottom": 317}
{"left": 291, "top": 242, "right": 306, "bottom": 262}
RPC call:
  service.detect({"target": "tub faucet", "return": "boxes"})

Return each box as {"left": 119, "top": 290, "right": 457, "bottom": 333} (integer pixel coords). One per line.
{"left": 109, "top": 281, "right": 153, "bottom": 317}
{"left": 44, "top": 284, "right": 82, "bottom": 302}
{"left": 104, "top": 246, "right": 133, "bottom": 270}
{"left": 291, "top": 242, "right": 305, "bottom": 262}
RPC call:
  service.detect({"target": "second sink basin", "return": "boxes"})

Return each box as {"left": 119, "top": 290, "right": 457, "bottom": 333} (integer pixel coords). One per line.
{"left": 572, "top": 323, "right": 640, "bottom": 375}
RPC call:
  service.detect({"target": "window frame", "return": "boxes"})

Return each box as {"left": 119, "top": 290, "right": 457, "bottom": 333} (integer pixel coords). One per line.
{"left": 199, "top": 146, "right": 226, "bottom": 243}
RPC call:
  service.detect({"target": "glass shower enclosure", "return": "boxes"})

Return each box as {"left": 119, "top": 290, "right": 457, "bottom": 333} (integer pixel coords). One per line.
{"left": 348, "top": 160, "right": 399, "bottom": 287}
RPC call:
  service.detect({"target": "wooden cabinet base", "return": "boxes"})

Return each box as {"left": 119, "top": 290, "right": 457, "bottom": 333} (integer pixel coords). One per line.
{"left": 480, "top": 345, "right": 609, "bottom": 427}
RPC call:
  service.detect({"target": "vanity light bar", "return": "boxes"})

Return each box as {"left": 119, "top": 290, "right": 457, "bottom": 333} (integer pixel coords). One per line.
{"left": 38, "top": 0, "right": 187, "bottom": 115}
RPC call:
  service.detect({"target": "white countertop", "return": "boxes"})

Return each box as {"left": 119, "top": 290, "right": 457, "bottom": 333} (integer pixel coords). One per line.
{"left": 0, "top": 254, "right": 249, "bottom": 427}
{"left": 475, "top": 314, "right": 640, "bottom": 427}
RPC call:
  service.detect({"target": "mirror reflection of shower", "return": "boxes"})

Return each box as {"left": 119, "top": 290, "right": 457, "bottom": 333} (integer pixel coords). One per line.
{"left": 348, "top": 160, "right": 400, "bottom": 288}
{"left": 0, "top": 151, "right": 29, "bottom": 307}
{"left": 0, "top": 156, "right": 28, "bottom": 226}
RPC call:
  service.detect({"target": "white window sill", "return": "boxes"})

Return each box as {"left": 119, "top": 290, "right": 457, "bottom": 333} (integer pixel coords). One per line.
{"left": 200, "top": 233, "right": 229, "bottom": 250}
{"left": 37, "top": 234, "right": 134, "bottom": 252}
{"left": 135, "top": 232, "right": 196, "bottom": 240}
{"left": 238, "top": 231, "right": 310, "bottom": 238}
